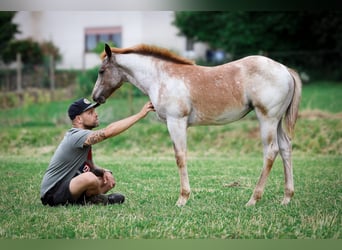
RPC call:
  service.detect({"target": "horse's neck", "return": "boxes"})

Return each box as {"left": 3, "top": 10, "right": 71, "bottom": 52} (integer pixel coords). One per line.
{"left": 117, "top": 54, "right": 158, "bottom": 95}
{"left": 125, "top": 75, "right": 149, "bottom": 95}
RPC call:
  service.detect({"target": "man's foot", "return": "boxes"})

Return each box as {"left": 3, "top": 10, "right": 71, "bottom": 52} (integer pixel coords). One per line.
{"left": 86, "top": 193, "right": 125, "bottom": 205}
{"left": 86, "top": 194, "right": 108, "bottom": 205}
{"left": 108, "top": 193, "right": 125, "bottom": 204}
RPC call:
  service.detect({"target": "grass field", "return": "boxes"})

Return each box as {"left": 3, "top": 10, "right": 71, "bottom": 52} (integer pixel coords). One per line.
{"left": 0, "top": 81, "right": 341, "bottom": 239}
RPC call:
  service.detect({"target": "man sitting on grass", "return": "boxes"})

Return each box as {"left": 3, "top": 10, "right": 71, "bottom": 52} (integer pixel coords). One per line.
{"left": 40, "top": 98, "right": 155, "bottom": 206}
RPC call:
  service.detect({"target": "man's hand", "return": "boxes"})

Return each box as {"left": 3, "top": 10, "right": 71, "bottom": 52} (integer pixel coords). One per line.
{"left": 139, "top": 101, "right": 155, "bottom": 118}
{"left": 103, "top": 171, "right": 116, "bottom": 188}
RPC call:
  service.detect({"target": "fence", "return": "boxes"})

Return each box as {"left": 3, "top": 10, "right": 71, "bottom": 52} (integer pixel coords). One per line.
{"left": 0, "top": 53, "right": 57, "bottom": 92}
{"left": 0, "top": 53, "right": 80, "bottom": 108}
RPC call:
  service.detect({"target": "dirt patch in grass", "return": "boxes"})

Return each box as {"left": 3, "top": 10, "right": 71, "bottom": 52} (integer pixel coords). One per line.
{"left": 299, "top": 109, "right": 342, "bottom": 120}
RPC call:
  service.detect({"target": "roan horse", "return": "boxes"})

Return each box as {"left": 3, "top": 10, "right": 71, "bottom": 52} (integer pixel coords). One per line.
{"left": 92, "top": 44, "right": 302, "bottom": 206}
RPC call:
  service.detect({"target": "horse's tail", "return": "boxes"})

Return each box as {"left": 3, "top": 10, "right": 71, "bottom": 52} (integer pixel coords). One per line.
{"left": 285, "top": 68, "right": 302, "bottom": 139}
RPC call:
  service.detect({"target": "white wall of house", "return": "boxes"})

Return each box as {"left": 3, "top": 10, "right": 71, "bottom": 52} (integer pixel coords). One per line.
{"left": 13, "top": 11, "right": 207, "bottom": 70}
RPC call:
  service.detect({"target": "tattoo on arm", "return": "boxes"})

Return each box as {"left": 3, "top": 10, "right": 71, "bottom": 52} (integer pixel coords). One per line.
{"left": 84, "top": 130, "right": 106, "bottom": 146}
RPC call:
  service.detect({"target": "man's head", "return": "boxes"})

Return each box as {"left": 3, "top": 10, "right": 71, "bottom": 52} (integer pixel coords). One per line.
{"left": 68, "top": 98, "right": 100, "bottom": 129}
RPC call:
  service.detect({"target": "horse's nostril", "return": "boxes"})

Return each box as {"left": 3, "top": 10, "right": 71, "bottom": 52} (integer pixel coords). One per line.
{"left": 98, "top": 96, "right": 106, "bottom": 104}
{"left": 92, "top": 94, "right": 105, "bottom": 104}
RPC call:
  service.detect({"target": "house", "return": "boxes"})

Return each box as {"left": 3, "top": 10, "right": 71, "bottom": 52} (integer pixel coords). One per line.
{"left": 13, "top": 11, "right": 208, "bottom": 70}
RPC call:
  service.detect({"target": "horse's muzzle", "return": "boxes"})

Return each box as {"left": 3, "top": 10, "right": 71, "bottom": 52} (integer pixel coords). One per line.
{"left": 92, "top": 95, "right": 106, "bottom": 104}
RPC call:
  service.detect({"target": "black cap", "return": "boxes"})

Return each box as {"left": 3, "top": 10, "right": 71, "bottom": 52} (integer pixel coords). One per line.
{"left": 68, "top": 98, "right": 100, "bottom": 120}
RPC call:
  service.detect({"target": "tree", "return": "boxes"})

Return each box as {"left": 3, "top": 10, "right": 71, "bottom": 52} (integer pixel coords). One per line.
{"left": 174, "top": 11, "right": 342, "bottom": 56}
{"left": 173, "top": 11, "right": 342, "bottom": 80}
{"left": 0, "top": 11, "right": 20, "bottom": 60}
{"left": 1, "top": 12, "right": 62, "bottom": 67}
{"left": 40, "top": 40, "right": 62, "bottom": 63}
{"left": 2, "top": 38, "right": 62, "bottom": 68}
{"left": 2, "top": 38, "right": 43, "bottom": 66}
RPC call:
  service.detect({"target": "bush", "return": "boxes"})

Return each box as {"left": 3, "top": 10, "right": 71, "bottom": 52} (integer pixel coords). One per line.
{"left": 76, "top": 67, "right": 99, "bottom": 96}
{"left": 2, "top": 38, "right": 43, "bottom": 66}
{"left": 0, "top": 92, "right": 20, "bottom": 108}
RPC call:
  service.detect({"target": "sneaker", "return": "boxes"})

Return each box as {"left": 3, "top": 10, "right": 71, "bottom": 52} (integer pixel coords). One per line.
{"left": 107, "top": 193, "right": 125, "bottom": 204}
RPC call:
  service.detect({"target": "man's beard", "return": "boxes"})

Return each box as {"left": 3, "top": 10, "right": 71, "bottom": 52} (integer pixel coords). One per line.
{"left": 84, "top": 122, "right": 99, "bottom": 130}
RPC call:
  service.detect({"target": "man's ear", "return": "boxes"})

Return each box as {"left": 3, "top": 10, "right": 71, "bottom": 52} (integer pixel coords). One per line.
{"left": 75, "top": 115, "right": 83, "bottom": 124}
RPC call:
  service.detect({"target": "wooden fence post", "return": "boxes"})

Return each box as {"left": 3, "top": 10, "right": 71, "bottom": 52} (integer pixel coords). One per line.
{"left": 16, "top": 52, "right": 24, "bottom": 105}
{"left": 16, "top": 53, "right": 22, "bottom": 92}
{"left": 49, "top": 55, "right": 55, "bottom": 100}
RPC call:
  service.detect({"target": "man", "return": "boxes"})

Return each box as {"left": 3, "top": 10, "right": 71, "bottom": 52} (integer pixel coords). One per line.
{"left": 40, "top": 98, "right": 155, "bottom": 206}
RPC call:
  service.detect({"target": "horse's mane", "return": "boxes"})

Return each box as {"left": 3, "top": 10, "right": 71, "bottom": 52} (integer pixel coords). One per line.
{"left": 101, "top": 44, "right": 195, "bottom": 65}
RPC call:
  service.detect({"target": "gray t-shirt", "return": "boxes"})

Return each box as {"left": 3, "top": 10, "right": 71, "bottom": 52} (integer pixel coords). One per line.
{"left": 40, "top": 128, "right": 92, "bottom": 198}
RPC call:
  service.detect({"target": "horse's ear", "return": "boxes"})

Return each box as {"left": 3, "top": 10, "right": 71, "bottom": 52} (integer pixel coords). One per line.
{"left": 105, "top": 43, "right": 112, "bottom": 59}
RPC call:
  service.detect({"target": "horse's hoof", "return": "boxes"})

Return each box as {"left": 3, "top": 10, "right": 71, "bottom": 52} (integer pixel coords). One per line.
{"left": 245, "top": 199, "right": 257, "bottom": 206}
{"left": 281, "top": 197, "right": 291, "bottom": 205}
{"left": 176, "top": 197, "right": 188, "bottom": 207}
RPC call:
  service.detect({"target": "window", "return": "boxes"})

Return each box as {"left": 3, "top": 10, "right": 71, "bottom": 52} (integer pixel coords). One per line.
{"left": 85, "top": 27, "right": 122, "bottom": 52}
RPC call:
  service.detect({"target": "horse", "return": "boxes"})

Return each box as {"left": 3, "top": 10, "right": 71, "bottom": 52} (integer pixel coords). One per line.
{"left": 92, "top": 43, "right": 302, "bottom": 207}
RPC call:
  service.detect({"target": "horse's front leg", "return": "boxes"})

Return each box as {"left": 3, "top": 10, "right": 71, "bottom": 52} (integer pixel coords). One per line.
{"left": 166, "top": 117, "right": 190, "bottom": 206}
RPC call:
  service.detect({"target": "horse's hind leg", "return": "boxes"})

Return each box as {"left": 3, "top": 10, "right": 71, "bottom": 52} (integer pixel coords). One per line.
{"left": 277, "top": 122, "right": 294, "bottom": 205}
{"left": 246, "top": 117, "right": 280, "bottom": 206}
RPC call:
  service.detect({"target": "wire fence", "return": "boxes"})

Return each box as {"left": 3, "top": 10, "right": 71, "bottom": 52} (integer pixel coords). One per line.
{"left": 0, "top": 54, "right": 80, "bottom": 108}
{"left": 0, "top": 55, "right": 80, "bottom": 90}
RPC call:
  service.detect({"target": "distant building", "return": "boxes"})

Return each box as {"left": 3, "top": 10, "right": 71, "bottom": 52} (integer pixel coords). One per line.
{"left": 13, "top": 11, "right": 208, "bottom": 70}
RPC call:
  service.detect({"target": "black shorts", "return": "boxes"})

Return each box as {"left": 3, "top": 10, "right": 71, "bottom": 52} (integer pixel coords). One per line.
{"left": 41, "top": 178, "right": 86, "bottom": 206}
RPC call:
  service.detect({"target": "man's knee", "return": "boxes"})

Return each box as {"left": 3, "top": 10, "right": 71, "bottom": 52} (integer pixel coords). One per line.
{"left": 82, "top": 172, "right": 100, "bottom": 187}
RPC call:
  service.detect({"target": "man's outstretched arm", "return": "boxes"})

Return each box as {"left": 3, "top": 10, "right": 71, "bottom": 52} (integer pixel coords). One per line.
{"left": 84, "top": 101, "right": 154, "bottom": 146}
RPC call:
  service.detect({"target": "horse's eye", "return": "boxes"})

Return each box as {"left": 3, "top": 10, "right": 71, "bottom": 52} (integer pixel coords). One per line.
{"left": 99, "top": 68, "right": 105, "bottom": 74}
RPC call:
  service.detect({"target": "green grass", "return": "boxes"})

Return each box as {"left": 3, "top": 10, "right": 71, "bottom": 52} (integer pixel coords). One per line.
{"left": 0, "top": 81, "right": 341, "bottom": 239}
{"left": 0, "top": 155, "right": 340, "bottom": 239}
{"left": 300, "top": 81, "right": 342, "bottom": 113}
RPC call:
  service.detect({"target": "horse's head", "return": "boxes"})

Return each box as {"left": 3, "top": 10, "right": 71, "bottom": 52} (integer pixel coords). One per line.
{"left": 92, "top": 44, "right": 124, "bottom": 104}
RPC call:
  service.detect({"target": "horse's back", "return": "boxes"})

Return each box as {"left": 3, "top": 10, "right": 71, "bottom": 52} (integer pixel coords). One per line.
{"left": 183, "top": 55, "right": 293, "bottom": 125}
{"left": 232, "top": 55, "right": 290, "bottom": 82}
